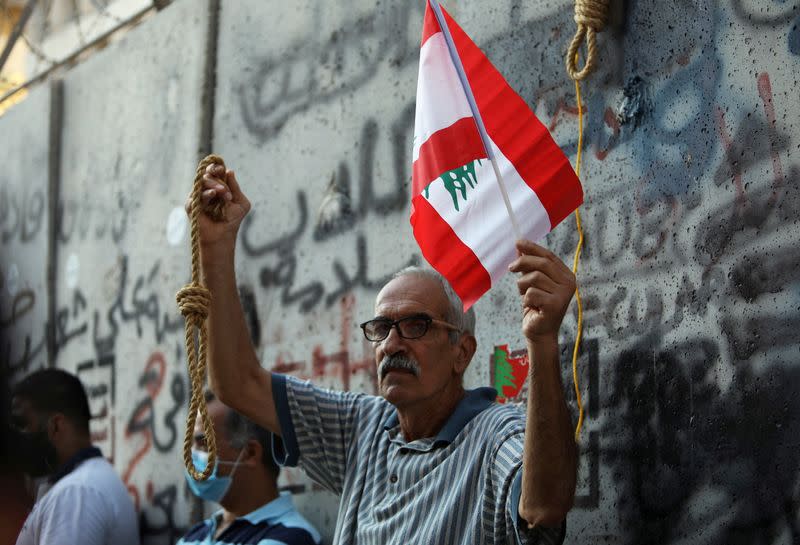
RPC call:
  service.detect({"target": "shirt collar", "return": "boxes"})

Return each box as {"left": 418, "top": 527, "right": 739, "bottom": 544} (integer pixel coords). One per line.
{"left": 240, "top": 491, "right": 296, "bottom": 524}
{"left": 49, "top": 446, "right": 103, "bottom": 484}
{"left": 382, "top": 387, "right": 497, "bottom": 446}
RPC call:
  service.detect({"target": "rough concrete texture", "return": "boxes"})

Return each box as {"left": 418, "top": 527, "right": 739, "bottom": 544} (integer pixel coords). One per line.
{"left": 0, "top": 82, "right": 52, "bottom": 385}
{"left": 2, "top": 0, "right": 800, "bottom": 543}
{"left": 49, "top": 0, "right": 211, "bottom": 540}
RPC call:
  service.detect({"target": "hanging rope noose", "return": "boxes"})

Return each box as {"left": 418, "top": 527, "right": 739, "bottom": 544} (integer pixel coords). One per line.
{"left": 176, "top": 154, "right": 227, "bottom": 480}
{"left": 565, "top": 0, "right": 609, "bottom": 81}
{"left": 565, "top": 0, "right": 608, "bottom": 441}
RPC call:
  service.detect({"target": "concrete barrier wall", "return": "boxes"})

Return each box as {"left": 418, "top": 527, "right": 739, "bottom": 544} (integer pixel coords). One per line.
{"left": 2, "top": 0, "right": 798, "bottom": 543}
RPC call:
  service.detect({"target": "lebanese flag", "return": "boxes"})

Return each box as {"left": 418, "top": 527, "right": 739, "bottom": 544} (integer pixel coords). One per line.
{"left": 411, "top": 0, "right": 583, "bottom": 309}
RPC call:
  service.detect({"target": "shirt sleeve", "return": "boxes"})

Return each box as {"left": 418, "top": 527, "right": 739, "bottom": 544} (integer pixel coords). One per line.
{"left": 35, "top": 484, "right": 110, "bottom": 545}
{"left": 271, "top": 374, "right": 382, "bottom": 495}
{"left": 491, "top": 432, "right": 567, "bottom": 545}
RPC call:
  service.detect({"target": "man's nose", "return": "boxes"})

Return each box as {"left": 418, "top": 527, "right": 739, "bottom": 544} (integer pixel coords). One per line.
{"left": 379, "top": 324, "right": 406, "bottom": 354}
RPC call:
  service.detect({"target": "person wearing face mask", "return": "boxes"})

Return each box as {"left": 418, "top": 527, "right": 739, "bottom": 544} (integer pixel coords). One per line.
{"left": 11, "top": 368, "right": 138, "bottom": 545}
{"left": 178, "top": 391, "right": 321, "bottom": 545}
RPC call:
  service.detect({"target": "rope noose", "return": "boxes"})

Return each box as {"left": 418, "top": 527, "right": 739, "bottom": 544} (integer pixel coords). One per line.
{"left": 566, "top": 0, "right": 609, "bottom": 81}
{"left": 565, "top": 0, "right": 608, "bottom": 441}
{"left": 176, "top": 154, "right": 227, "bottom": 480}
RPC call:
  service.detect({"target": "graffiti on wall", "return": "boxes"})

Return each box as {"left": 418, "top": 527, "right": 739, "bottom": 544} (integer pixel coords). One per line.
{"left": 2, "top": 0, "right": 799, "bottom": 543}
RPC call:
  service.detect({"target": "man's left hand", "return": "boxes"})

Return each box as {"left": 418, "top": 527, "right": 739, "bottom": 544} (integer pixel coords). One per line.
{"left": 508, "top": 240, "right": 576, "bottom": 343}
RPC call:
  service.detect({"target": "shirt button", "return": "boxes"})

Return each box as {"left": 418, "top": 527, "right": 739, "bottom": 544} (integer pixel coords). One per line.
{"left": 389, "top": 474, "right": 398, "bottom": 483}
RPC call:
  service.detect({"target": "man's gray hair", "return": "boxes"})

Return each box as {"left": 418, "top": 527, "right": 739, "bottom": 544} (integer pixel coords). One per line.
{"left": 393, "top": 266, "right": 476, "bottom": 343}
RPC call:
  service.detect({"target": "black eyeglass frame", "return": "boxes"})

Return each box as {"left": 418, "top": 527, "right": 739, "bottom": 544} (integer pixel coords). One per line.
{"left": 359, "top": 314, "right": 461, "bottom": 342}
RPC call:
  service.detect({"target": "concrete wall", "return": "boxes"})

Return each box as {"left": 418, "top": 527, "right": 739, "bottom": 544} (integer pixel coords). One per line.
{"left": 1, "top": 0, "right": 799, "bottom": 543}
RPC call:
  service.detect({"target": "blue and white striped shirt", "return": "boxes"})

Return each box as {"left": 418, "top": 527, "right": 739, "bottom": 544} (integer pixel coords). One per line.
{"left": 176, "top": 492, "right": 321, "bottom": 545}
{"left": 272, "top": 374, "right": 565, "bottom": 545}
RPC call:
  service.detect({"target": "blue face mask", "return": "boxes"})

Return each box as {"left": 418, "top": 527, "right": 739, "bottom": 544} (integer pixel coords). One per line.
{"left": 184, "top": 448, "right": 244, "bottom": 503}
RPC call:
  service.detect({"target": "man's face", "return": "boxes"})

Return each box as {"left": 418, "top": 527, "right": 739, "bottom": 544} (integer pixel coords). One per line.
{"left": 11, "top": 397, "right": 42, "bottom": 435}
{"left": 11, "top": 396, "right": 59, "bottom": 476}
{"left": 192, "top": 399, "right": 243, "bottom": 479}
{"left": 372, "top": 275, "right": 468, "bottom": 408}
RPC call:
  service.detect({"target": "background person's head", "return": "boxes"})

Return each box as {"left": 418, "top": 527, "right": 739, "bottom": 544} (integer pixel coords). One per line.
{"left": 11, "top": 368, "right": 93, "bottom": 476}
{"left": 368, "top": 267, "right": 477, "bottom": 408}
{"left": 189, "top": 391, "right": 279, "bottom": 510}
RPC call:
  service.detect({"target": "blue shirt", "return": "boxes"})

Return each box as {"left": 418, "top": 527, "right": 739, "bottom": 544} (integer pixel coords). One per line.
{"left": 177, "top": 492, "right": 321, "bottom": 545}
{"left": 272, "top": 374, "right": 566, "bottom": 545}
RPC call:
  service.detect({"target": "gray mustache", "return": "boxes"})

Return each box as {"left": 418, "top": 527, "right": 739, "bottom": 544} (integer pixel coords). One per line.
{"left": 378, "top": 355, "right": 421, "bottom": 380}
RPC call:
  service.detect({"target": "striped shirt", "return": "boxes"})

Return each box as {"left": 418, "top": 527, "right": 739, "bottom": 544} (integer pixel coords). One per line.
{"left": 176, "top": 492, "right": 321, "bottom": 545}
{"left": 272, "top": 374, "right": 566, "bottom": 545}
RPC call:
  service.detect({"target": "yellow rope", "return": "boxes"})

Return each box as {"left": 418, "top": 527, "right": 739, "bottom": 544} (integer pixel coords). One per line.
{"left": 571, "top": 65, "right": 586, "bottom": 443}
{"left": 176, "top": 154, "right": 227, "bottom": 481}
{"left": 565, "top": 0, "right": 609, "bottom": 81}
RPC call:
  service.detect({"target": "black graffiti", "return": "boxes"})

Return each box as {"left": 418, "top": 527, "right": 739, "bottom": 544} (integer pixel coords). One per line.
{"left": 126, "top": 369, "right": 185, "bottom": 454}
{"left": 139, "top": 484, "right": 189, "bottom": 543}
{"left": 604, "top": 335, "right": 800, "bottom": 543}
{"left": 249, "top": 191, "right": 325, "bottom": 312}
{"left": 76, "top": 354, "right": 117, "bottom": 461}
{"left": 696, "top": 167, "right": 799, "bottom": 267}
{"left": 239, "top": 284, "right": 262, "bottom": 347}
{"left": 730, "top": 0, "right": 799, "bottom": 27}
{"left": 1, "top": 286, "right": 46, "bottom": 377}
{"left": 54, "top": 288, "right": 89, "bottom": 353}
{"left": 253, "top": 221, "right": 416, "bottom": 314}
{"left": 0, "top": 184, "right": 46, "bottom": 243}
{"left": 54, "top": 256, "right": 184, "bottom": 358}
{"left": 129, "top": 260, "right": 185, "bottom": 343}
{"left": 0, "top": 290, "right": 36, "bottom": 329}
{"left": 242, "top": 108, "right": 417, "bottom": 313}
{"left": 326, "top": 234, "right": 418, "bottom": 306}
{"left": 312, "top": 114, "right": 411, "bottom": 241}
{"left": 237, "top": 3, "right": 423, "bottom": 142}
{"left": 566, "top": 338, "right": 601, "bottom": 510}
{"left": 125, "top": 367, "right": 186, "bottom": 452}
{"left": 56, "top": 194, "right": 130, "bottom": 244}
{"left": 76, "top": 353, "right": 116, "bottom": 406}
{"left": 1, "top": 330, "right": 45, "bottom": 377}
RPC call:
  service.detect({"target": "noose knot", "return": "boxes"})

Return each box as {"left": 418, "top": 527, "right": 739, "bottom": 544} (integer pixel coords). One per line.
{"left": 574, "top": 0, "right": 609, "bottom": 31}
{"left": 176, "top": 283, "right": 211, "bottom": 322}
{"left": 567, "top": 0, "right": 610, "bottom": 81}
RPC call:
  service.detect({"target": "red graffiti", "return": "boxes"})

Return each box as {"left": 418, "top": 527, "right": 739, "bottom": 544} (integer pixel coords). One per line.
{"left": 547, "top": 96, "right": 581, "bottom": 133}
{"left": 270, "top": 294, "right": 377, "bottom": 393}
{"left": 757, "top": 72, "right": 785, "bottom": 205}
{"left": 715, "top": 105, "right": 747, "bottom": 207}
{"left": 122, "top": 352, "right": 166, "bottom": 510}
{"left": 594, "top": 106, "right": 621, "bottom": 161}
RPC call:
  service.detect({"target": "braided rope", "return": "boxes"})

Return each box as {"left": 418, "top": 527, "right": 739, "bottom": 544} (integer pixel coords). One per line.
{"left": 177, "top": 153, "right": 226, "bottom": 480}
{"left": 565, "top": 0, "right": 609, "bottom": 81}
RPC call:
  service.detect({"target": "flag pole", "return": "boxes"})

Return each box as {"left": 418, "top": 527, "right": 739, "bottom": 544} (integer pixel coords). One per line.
{"left": 429, "top": 0, "right": 522, "bottom": 240}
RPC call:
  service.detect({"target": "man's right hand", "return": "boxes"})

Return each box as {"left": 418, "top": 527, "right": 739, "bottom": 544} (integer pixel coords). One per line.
{"left": 184, "top": 163, "right": 251, "bottom": 252}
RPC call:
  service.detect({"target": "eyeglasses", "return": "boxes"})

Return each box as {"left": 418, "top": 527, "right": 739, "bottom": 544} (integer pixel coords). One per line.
{"left": 359, "top": 314, "right": 461, "bottom": 342}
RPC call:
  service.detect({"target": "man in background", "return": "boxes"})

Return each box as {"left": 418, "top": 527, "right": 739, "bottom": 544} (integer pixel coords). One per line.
{"left": 12, "top": 368, "right": 138, "bottom": 545}
{"left": 178, "top": 392, "right": 321, "bottom": 545}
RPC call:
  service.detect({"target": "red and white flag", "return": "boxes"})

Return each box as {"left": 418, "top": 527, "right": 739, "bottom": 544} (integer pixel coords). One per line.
{"left": 411, "top": 0, "right": 583, "bottom": 309}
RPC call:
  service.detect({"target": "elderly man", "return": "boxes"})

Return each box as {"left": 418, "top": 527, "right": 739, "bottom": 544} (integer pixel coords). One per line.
{"left": 191, "top": 165, "right": 577, "bottom": 544}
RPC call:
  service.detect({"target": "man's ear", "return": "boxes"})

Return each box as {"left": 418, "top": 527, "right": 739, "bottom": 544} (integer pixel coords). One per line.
{"left": 244, "top": 438, "right": 262, "bottom": 466}
{"left": 48, "top": 413, "right": 65, "bottom": 439}
{"left": 454, "top": 334, "right": 477, "bottom": 374}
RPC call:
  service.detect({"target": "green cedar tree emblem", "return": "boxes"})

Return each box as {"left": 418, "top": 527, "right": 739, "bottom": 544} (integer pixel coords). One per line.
{"left": 423, "top": 159, "right": 483, "bottom": 212}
